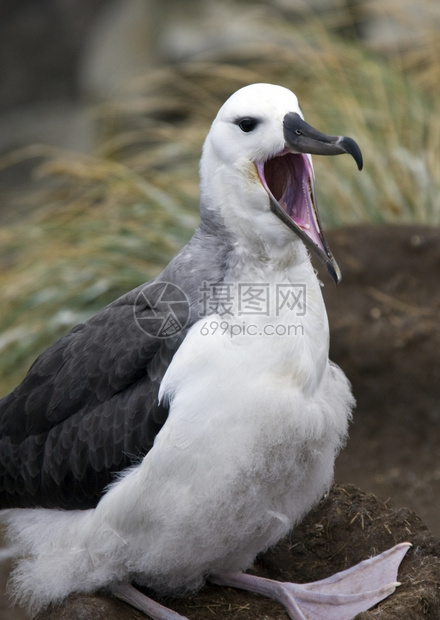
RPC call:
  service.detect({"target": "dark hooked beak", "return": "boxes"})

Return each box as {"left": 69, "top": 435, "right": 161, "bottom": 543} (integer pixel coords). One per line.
{"left": 283, "top": 112, "right": 363, "bottom": 170}
{"left": 256, "top": 112, "right": 363, "bottom": 284}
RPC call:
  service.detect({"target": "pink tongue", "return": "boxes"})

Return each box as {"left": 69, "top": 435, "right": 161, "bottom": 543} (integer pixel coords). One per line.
{"left": 259, "top": 154, "right": 325, "bottom": 254}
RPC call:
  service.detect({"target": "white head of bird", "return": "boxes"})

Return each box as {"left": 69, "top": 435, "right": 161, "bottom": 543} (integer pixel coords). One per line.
{"left": 200, "top": 83, "right": 363, "bottom": 282}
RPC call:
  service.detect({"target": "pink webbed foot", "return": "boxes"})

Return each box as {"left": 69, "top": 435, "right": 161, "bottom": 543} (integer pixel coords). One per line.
{"left": 210, "top": 542, "right": 411, "bottom": 620}
{"left": 111, "top": 582, "right": 189, "bottom": 620}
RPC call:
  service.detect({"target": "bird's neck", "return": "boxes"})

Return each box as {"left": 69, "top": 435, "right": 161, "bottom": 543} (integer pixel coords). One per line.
{"left": 200, "top": 155, "right": 299, "bottom": 253}
{"left": 194, "top": 219, "right": 330, "bottom": 396}
{"left": 199, "top": 228, "right": 330, "bottom": 396}
{"left": 224, "top": 235, "right": 312, "bottom": 283}
{"left": 198, "top": 158, "right": 322, "bottom": 301}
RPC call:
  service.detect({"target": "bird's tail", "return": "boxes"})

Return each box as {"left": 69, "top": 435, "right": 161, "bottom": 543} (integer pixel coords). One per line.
{"left": 3, "top": 507, "right": 111, "bottom": 613}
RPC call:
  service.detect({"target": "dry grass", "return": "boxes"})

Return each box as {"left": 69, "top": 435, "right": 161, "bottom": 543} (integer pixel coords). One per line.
{"left": 0, "top": 1, "right": 439, "bottom": 394}
{"left": 0, "top": 146, "right": 198, "bottom": 392}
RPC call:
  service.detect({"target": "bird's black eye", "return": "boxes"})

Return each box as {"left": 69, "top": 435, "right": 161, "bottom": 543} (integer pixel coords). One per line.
{"left": 237, "top": 118, "right": 258, "bottom": 133}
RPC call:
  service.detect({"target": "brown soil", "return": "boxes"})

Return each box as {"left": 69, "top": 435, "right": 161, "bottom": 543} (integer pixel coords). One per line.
{"left": 34, "top": 484, "right": 440, "bottom": 620}
{"left": 2, "top": 224, "right": 440, "bottom": 619}
{"left": 325, "top": 225, "right": 440, "bottom": 537}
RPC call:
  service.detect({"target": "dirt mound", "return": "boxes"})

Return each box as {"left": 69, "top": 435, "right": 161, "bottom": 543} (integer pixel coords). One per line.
{"left": 35, "top": 484, "right": 440, "bottom": 619}
{"left": 324, "top": 225, "right": 440, "bottom": 536}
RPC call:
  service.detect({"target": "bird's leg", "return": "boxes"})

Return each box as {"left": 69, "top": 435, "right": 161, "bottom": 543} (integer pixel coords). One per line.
{"left": 209, "top": 542, "right": 411, "bottom": 620}
{"left": 111, "top": 582, "right": 189, "bottom": 620}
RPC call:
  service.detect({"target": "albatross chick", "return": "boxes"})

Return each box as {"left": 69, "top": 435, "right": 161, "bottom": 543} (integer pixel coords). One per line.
{"left": 0, "top": 84, "right": 409, "bottom": 620}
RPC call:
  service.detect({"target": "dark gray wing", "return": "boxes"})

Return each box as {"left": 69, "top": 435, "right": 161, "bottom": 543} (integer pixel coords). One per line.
{"left": 0, "top": 286, "right": 179, "bottom": 509}
{"left": 0, "top": 227, "right": 229, "bottom": 510}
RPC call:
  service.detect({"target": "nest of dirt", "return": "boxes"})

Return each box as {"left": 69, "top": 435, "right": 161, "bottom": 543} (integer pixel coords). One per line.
{"left": 35, "top": 483, "right": 440, "bottom": 620}
{"left": 325, "top": 225, "right": 440, "bottom": 536}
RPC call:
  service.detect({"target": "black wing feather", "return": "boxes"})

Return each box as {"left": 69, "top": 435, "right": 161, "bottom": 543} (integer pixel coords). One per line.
{"left": 0, "top": 284, "right": 181, "bottom": 509}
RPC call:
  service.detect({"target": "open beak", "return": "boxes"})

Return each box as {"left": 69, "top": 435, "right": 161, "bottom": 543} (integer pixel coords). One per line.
{"left": 256, "top": 112, "right": 363, "bottom": 284}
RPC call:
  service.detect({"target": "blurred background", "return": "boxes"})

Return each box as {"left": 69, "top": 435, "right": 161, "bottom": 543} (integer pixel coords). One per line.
{"left": 0, "top": 1, "right": 439, "bottom": 616}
